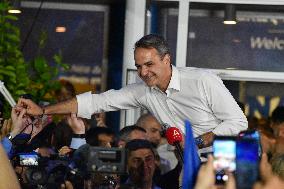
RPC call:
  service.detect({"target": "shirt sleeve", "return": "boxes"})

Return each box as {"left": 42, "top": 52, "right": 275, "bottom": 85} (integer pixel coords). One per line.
{"left": 1, "top": 137, "right": 12, "bottom": 155}
{"left": 76, "top": 83, "right": 145, "bottom": 118}
{"left": 198, "top": 73, "right": 248, "bottom": 136}
{"left": 70, "top": 138, "right": 86, "bottom": 149}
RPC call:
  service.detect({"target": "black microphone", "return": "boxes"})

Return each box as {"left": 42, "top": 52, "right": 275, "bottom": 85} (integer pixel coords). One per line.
{"left": 165, "top": 126, "right": 184, "bottom": 164}
{"left": 161, "top": 123, "right": 171, "bottom": 137}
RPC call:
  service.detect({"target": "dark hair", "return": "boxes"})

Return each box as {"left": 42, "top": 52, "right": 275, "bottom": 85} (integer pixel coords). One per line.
{"left": 86, "top": 127, "right": 115, "bottom": 146}
{"left": 52, "top": 121, "right": 73, "bottom": 150}
{"left": 125, "top": 139, "right": 154, "bottom": 154}
{"left": 271, "top": 106, "right": 284, "bottom": 124}
{"left": 119, "top": 125, "right": 146, "bottom": 142}
{"left": 55, "top": 80, "right": 76, "bottom": 102}
{"left": 134, "top": 34, "right": 171, "bottom": 59}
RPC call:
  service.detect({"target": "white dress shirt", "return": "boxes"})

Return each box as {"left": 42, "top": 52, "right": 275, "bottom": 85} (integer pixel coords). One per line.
{"left": 77, "top": 66, "right": 247, "bottom": 137}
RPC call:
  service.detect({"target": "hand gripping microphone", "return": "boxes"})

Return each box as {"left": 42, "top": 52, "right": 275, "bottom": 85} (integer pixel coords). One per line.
{"left": 165, "top": 126, "right": 184, "bottom": 164}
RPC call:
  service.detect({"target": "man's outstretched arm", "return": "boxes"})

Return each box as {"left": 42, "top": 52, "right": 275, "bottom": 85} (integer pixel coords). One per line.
{"left": 17, "top": 97, "right": 78, "bottom": 116}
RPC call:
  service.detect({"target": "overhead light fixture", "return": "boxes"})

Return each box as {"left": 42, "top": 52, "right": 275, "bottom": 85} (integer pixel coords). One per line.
{"left": 56, "top": 26, "right": 66, "bottom": 33}
{"left": 223, "top": 4, "right": 237, "bottom": 25}
{"left": 8, "top": 0, "right": 21, "bottom": 14}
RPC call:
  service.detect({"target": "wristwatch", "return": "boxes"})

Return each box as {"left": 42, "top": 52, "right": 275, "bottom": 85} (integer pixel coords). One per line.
{"left": 6, "top": 133, "right": 14, "bottom": 141}
{"left": 194, "top": 136, "right": 204, "bottom": 148}
{"left": 72, "top": 134, "right": 86, "bottom": 138}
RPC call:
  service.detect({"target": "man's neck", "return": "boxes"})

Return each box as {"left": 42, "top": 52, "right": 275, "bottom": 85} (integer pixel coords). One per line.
{"left": 158, "top": 65, "right": 172, "bottom": 92}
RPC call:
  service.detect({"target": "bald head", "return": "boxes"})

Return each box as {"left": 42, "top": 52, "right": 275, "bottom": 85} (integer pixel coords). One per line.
{"left": 136, "top": 114, "right": 162, "bottom": 146}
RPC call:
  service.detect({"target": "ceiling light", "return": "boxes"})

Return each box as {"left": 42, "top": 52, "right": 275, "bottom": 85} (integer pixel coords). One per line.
{"left": 223, "top": 4, "right": 237, "bottom": 25}
{"left": 8, "top": 0, "right": 21, "bottom": 14}
{"left": 56, "top": 26, "right": 66, "bottom": 33}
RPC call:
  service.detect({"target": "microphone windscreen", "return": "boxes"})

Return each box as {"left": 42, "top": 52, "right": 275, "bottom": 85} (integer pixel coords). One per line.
{"left": 165, "top": 127, "right": 183, "bottom": 145}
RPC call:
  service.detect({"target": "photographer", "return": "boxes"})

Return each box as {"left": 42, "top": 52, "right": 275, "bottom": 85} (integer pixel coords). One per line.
{"left": 71, "top": 127, "right": 117, "bottom": 189}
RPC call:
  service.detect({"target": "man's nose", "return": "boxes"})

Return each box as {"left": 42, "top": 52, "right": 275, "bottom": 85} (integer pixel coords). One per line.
{"left": 140, "top": 66, "right": 148, "bottom": 77}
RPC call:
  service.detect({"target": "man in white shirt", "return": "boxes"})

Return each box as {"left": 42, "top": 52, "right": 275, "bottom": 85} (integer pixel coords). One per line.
{"left": 17, "top": 34, "right": 247, "bottom": 149}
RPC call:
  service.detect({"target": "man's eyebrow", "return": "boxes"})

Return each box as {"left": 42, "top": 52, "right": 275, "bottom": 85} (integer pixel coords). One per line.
{"left": 135, "top": 61, "right": 152, "bottom": 67}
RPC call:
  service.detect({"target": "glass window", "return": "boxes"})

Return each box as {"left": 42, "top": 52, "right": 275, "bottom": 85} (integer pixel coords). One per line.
{"left": 18, "top": 2, "right": 109, "bottom": 92}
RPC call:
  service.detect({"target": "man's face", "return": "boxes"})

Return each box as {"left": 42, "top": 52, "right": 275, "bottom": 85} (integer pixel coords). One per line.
{"left": 98, "top": 134, "right": 114, "bottom": 148}
{"left": 134, "top": 47, "right": 171, "bottom": 91}
{"left": 128, "top": 148, "right": 156, "bottom": 183}
{"left": 141, "top": 117, "right": 162, "bottom": 146}
{"left": 271, "top": 122, "right": 284, "bottom": 138}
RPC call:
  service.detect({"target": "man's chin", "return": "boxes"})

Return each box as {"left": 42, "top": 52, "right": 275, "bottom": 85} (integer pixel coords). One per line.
{"left": 144, "top": 81, "right": 156, "bottom": 87}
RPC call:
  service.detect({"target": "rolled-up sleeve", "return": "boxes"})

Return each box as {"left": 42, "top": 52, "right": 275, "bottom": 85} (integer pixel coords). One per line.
{"left": 76, "top": 83, "right": 145, "bottom": 119}
{"left": 76, "top": 92, "right": 94, "bottom": 119}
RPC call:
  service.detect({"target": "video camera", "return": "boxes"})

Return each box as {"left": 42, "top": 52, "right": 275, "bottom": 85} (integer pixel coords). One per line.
{"left": 87, "top": 146, "right": 127, "bottom": 174}
{"left": 13, "top": 152, "right": 80, "bottom": 188}
{"left": 13, "top": 146, "right": 127, "bottom": 188}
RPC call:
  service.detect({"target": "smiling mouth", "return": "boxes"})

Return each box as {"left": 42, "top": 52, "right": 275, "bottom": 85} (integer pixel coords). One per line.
{"left": 143, "top": 76, "right": 154, "bottom": 82}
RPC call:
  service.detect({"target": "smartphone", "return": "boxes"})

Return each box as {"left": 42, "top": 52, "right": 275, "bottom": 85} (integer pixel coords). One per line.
{"left": 236, "top": 138, "right": 259, "bottom": 189}
{"left": 19, "top": 154, "right": 39, "bottom": 166}
{"left": 213, "top": 136, "right": 236, "bottom": 184}
{"left": 239, "top": 129, "right": 262, "bottom": 157}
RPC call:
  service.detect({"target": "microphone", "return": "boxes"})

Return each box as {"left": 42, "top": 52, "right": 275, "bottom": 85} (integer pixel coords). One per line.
{"left": 165, "top": 126, "right": 184, "bottom": 164}
{"left": 161, "top": 123, "right": 171, "bottom": 137}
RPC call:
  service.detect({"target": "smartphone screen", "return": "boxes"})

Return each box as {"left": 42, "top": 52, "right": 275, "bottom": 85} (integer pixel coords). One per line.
{"left": 213, "top": 137, "right": 236, "bottom": 184}
{"left": 19, "top": 154, "right": 39, "bottom": 166}
{"left": 236, "top": 138, "right": 259, "bottom": 189}
{"left": 239, "top": 130, "right": 262, "bottom": 157}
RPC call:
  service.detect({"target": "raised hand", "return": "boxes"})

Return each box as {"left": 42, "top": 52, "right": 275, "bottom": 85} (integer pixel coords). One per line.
{"left": 66, "top": 113, "right": 85, "bottom": 134}
{"left": 10, "top": 108, "right": 28, "bottom": 137}
{"left": 16, "top": 98, "right": 43, "bottom": 116}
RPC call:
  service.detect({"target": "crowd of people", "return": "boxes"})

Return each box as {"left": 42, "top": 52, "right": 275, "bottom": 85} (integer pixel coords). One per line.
{"left": 0, "top": 34, "right": 283, "bottom": 189}
{"left": 1, "top": 96, "right": 284, "bottom": 189}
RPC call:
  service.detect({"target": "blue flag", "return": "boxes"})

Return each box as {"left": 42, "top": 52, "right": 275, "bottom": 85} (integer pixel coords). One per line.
{"left": 182, "top": 120, "right": 201, "bottom": 189}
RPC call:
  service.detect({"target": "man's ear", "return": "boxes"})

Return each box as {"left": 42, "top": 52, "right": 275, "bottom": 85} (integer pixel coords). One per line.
{"left": 118, "top": 140, "right": 126, "bottom": 148}
{"left": 278, "top": 126, "right": 284, "bottom": 138}
{"left": 163, "top": 54, "right": 171, "bottom": 65}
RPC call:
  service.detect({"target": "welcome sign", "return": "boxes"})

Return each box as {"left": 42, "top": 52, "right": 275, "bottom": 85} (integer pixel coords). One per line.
{"left": 187, "top": 16, "right": 284, "bottom": 72}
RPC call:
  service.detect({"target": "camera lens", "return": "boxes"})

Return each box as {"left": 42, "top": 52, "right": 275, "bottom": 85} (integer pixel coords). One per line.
{"left": 31, "top": 171, "right": 44, "bottom": 180}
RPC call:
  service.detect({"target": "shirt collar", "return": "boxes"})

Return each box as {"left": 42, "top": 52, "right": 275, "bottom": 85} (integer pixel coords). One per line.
{"left": 150, "top": 65, "right": 180, "bottom": 92}
{"left": 167, "top": 65, "right": 180, "bottom": 91}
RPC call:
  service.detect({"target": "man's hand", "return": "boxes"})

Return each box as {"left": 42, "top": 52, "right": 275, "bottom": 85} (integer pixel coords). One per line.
{"left": 194, "top": 155, "right": 217, "bottom": 189}
{"left": 10, "top": 108, "right": 28, "bottom": 137}
{"left": 58, "top": 146, "right": 73, "bottom": 156}
{"left": 16, "top": 98, "right": 43, "bottom": 116}
{"left": 196, "top": 132, "right": 215, "bottom": 149}
{"left": 253, "top": 153, "right": 284, "bottom": 189}
{"left": 66, "top": 113, "right": 85, "bottom": 134}
{"left": 194, "top": 154, "right": 236, "bottom": 189}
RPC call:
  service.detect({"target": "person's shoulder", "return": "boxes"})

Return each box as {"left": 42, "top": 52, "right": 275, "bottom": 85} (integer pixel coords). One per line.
{"left": 177, "top": 67, "right": 217, "bottom": 81}
{"left": 124, "top": 80, "right": 149, "bottom": 91}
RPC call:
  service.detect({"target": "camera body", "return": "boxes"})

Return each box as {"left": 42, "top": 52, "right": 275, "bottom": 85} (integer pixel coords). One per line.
{"left": 87, "top": 147, "right": 127, "bottom": 174}
{"left": 14, "top": 147, "right": 127, "bottom": 188}
{"left": 14, "top": 153, "right": 75, "bottom": 187}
